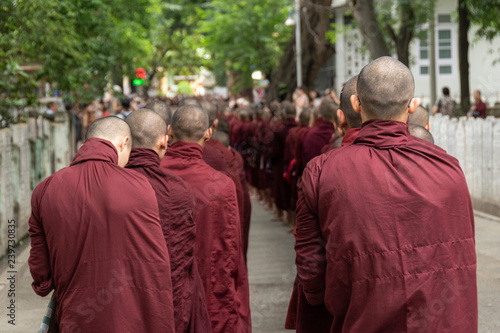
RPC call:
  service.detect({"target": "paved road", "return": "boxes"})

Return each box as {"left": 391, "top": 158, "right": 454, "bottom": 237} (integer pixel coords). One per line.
{"left": 0, "top": 202, "right": 498, "bottom": 332}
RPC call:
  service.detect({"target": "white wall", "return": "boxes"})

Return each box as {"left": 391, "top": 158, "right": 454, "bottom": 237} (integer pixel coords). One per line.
{"left": 430, "top": 114, "right": 500, "bottom": 207}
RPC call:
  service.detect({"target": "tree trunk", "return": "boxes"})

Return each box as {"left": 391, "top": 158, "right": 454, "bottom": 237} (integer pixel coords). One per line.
{"left": 349, "top": 0, "right": 390, "bottom": 60}
{"left": 458, "top": 0, "right": 470, "bottom": 112}
{"left": 267, "top": 0, "right": 335, "bottom": 101}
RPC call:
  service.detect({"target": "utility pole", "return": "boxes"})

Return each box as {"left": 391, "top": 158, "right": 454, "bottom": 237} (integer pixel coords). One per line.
{"left": 295, "top": 0, "right": 302, "bottom": 87}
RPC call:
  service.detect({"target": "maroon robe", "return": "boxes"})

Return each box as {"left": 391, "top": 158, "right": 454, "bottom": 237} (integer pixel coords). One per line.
{"left": 161, "top": 141, "right": 251, "bottom": 333}
{"left": 232, "top": 148, "right": 252, "bottom": 262}
{"left": 293, "top": 120, "right": 477, "bottom": 332}
{"left": 302, "top": 120, "right": 335, "bottom": 167}
{"left": 340, "top": 127, "right": 361, "bottom": 147}
{"left": 28, "top": 138, "right": 175, "bottom": 333}
{"left": 206, "top": 138, "right": 245, "bottom": 234}
{"left": 284, "top": 124, "right": 309, "bottom": 211}
{"left": 270, "top": 117, "right": 297, "bottom": 210}
{"left": 126, "top": 148, "right": 211, "bottom": 333}
{"left": 203, "top": 143, "right": 227, "bottom": 172}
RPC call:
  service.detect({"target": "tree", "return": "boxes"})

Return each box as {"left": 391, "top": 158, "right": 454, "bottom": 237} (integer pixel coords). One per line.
{"left": 458, "top": 0, "right": 471, "bottom": 111}
{"left": 198, "top": 0, "right": 292, "bottom": 96}
{"left": 268, "top": 0, "right": 335, "bottom": 101}
{"left": 349, "top": 0, "right": 435, "bottom": 67}
{"left": 467, "top": 0, "right": 500, "bottom": 62}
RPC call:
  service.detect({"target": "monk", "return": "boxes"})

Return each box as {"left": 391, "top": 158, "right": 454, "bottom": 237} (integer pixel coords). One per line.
{"left": 293, "top": 57, "right": 477, "bottom": 332}
{"left": 270, "top": 101, "right": 296, "bottom": 223}
{"left": 286, "top": 77, "right": 363, "bottom": 332}
{"left": 284, "top": 107, "right": 311, "bottom": 227}
{"left": 336, "top": 75, "right": 362, "bottom": 147}
{"left": 409, "top": 105, "right": 431, "bottom": 130}
{"left": 409, "top": 124, "right": 435, "bottom": 144}
{"left": 161, "top": 105, "right": 251, "bottom": 333}
{"left": 302, "top": 99, "right": 338, "bottom": 167}
{"left": 202, "top": 100, "right": 246, "bottom": 256}
{"left": 28, "top": 117, "right": 175, "bottom": 332}
{"left": 125, "top": 110, "right": 211, "bottom": 333}
{"left": 178, "top": 98, "right": 226, "bottom": 173}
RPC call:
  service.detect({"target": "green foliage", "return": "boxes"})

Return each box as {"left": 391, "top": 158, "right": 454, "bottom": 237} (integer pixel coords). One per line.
{"left": 467, "top": 0, "right": 500, "bottom": 63}
{"left": 197, "top": 0, "right": 292, "bottom": 92}
{"left": 177, "top": 81, "right": 194, "bottom": 95}
{"left": 467, "top": 0, "right": 500, "bottom": 41}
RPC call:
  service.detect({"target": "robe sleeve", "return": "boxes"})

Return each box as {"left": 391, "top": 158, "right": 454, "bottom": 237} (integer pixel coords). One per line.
{"left": 294, "top": 159, "right": 326, "bottom": 306}
{"left": 28, "top": 181, "right": 55, "bottom": 297}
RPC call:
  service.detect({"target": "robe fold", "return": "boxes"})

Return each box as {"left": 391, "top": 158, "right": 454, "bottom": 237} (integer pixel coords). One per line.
{"left": 284, "top": 124, "right": 309, "bottom": 211}
{"left": 293, "top": 120, "right": 477, "bottom": 332}
{"left": 340, "top": 127, "right": 360, "bottom": 147}
{"left": 161, "top": 141, "right": 251, "bottom": 333}
{"left": 302, "top": 120, "right": 335, "bottom": 167}
{"left": 126, "top": 148, "right": 212, "bottom": 333}
{"left": 28, "top": 138, "right": 175, "bottom": 333}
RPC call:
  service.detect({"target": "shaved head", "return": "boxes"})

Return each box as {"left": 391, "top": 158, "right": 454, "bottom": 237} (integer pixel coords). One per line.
{"left": 282, "top": 101, "right": 296, "bottom": 118}
{"left": 171, "top": 105, "right": 209, "bottom": 142}
{"left": 299, "top": 107, "right": 311, "bottom": 125}
{"left": 200, "top": 100, "right": 218, "bottom": 126}
{"left": 179, "top": 97, "right": 201, "bottom": 107}
{"left": 409, "top": 106, "right": 429, "bottom": 128}
{"left": 125, "top": 109, "right": 166, "bottom": 149}
{"left": 216, "top": 117, "right": 230, "bottom": 134}
{"left": 357, "top": 56, "right": 414, "bottom": 119}
{"left": 145, "top": 100, "right": 172, "bottom": 125}
{"left": 86, "top": 116, "right": 131, "bottom": 141}
{"left": 212, "top": 131, "right": 230, "bottom": 147}
{"left": 340, "top": 75, "right": 362, "bottom": 128}
{"left": 319, "top": 99, "right": 339, "bottom": 124}
{"left": 409, "top": 124, "right": 434, "bottom": 144}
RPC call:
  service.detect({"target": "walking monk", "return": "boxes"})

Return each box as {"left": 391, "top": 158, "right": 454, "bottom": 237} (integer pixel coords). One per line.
{"left": 28, "top": 116, "right": 175, "bottom": 332}
{"left": 293, "top": 57, "right": 477, "bottom": 332}
{"left": 161, "top": 105, "right": 251, "bottom": 332}
{"left": 125, "top": 109, "right": 212, "bottom": 333}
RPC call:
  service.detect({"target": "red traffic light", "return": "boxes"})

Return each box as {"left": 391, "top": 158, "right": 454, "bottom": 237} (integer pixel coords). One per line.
{"left": 135, "top": 68, "right": 146, "bottom": 80}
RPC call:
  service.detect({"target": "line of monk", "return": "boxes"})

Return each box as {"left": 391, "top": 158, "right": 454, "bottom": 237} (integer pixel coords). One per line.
{"left": 29, "top": 56, "right": 476, "bottom": 333}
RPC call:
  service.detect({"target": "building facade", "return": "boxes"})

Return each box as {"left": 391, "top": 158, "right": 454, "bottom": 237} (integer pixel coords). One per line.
{"left": 331, "top": 0, "right": 500, "bottom": 108}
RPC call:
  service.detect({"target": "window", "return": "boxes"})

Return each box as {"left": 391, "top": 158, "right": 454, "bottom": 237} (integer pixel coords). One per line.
{"left": 420, "top": 66, "right": 429, "bottom": 75}
{"left": 420, "top": 38, "right": 429, "bottom": 60}
{"left": 439, "top": 66, "right": 452, "bottom": 74}
{"left": 438, "top": 30, "right": 452, "bottom": 59}
{"left": 438, "top": 14, "right": 452, "bottom": 23}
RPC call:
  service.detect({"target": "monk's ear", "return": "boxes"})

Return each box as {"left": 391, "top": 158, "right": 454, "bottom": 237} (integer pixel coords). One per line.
{"left": 119, "top": 136, "right": 130, "bottom": 152}
{"left": 212, "top": 118, "right": 219, "bottom": 129}
{"left": 337, "top": 109, "right": 346, "bottom": 128}
{"left": 408, "top": 98, "right": 420, "bottom": 115}
{"left": 160, "top": 134, "right": 168, "bottom": 150}
{"left": 351, "top": 95, "right": 361, "bottom": 114}
{"left": 425, "top": 123, "right": 431, "bottom": 131}
{"left": 204, "top": 128, "right": 212, "bottom": 142}
{"left": 167, "top": 125, "right": 174, "bottom": 139}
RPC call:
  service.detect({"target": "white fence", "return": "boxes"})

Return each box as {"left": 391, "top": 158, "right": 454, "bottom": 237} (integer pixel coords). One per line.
{"left": 429, "top": 114, "right": 500, "bottom": 212}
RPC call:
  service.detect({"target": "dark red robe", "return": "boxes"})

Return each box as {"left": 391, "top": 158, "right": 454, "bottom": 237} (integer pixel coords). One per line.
{"left": 232, "top": 148, "right": 252, "bottom": 262}
{"left": 293, "top": 120, "right": 477, "bottom": 332}
{"left": 29, "top": 138, "right": 175, "bottom": 333}
{"left": 284, "top": 124, "right": 309, "bottom": 211}
{"left": 340, "top": 127, "right": 361, "bottom": 147}
{"left": 270, "top": 117, "right": 297, "bottom": 210}
{"left": 205, "top": 138, "right": 245, "bottom": 235}
{"left": 203, "top": 143, "right": 227, "bottom": 172}
{"left": 161, "top": 141, "right": 251, "bottom": 333}
{"left": 302, "top": 121, "right": 335, "bottom": 168}
{"left": 126, "top": 148, "right": 211, "bottom": 333}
